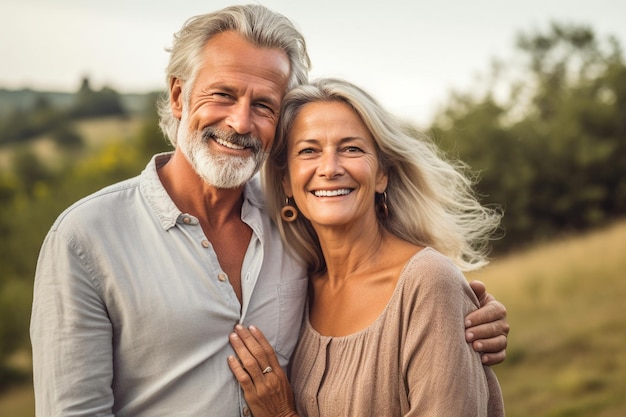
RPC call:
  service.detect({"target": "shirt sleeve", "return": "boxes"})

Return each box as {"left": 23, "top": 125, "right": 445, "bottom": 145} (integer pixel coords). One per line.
{"left": 30, "top": 228, "right": 115, "bottom": 416}
{"left": 401, "top": 254, "right": 490, "bottom": 417}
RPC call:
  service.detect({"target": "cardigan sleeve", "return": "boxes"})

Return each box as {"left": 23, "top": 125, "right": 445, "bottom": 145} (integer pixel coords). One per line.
{"left": 400, "top": 250, "right": 493, "bottom": 417}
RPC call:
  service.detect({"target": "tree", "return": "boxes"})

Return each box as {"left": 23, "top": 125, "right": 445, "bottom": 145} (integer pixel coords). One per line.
{"left": 0, "top": 93, "right": 68, "bottom": 144}
{"left": 71, "top": 77, "right": 127, "bottom": 118}
{"left": 431, "top": 22, "right": 626, "bottom": 252}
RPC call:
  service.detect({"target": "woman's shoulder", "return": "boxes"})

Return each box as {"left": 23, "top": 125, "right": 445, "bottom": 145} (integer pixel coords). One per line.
{"left": 401, "top": 248, "right": 471, "bottom": 296}
{"left": 404, "top": 247, "right": 460, "bottom": 275}
{"left": 396, "top": 248, "right": 479, "bottom": 319}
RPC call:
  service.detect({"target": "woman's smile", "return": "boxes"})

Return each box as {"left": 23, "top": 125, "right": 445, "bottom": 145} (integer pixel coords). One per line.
{"left": 312, "top": 188, "right": 353, "bottom": 197}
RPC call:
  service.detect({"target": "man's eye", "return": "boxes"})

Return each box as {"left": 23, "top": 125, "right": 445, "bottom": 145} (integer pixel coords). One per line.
{"left": 213, "top": 93, "right": 232, "bottom": 100}
{"left": 254, "top": 102, "right": 276, "bottom": 114}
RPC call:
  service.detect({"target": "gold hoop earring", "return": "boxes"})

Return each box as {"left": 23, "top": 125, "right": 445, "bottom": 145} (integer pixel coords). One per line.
{"left": 280, "top": 198, "right": 298, "bottom": 222}
{"left": 376, "top": 191, "right": 389, "bottom": 220}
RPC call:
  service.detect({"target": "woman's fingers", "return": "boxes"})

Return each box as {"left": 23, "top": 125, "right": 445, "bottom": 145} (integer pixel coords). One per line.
{"left": 228, "top": 326, "right": 299, "bottom": 417}
{"left": 229, "top": 324, "right": 283, "bottom": 380}
{"left": 227, "top": 354, "right": 255, "bottom": 390}
{"left": 248, "top": 325, "right": 282, "bottom": 370}
{"left": 229, "top": 327, "right": 267, "bottom": 381}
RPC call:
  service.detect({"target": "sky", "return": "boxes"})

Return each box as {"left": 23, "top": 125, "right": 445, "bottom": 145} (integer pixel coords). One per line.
{"left": 2, "top": 0, "right": 625, "bottom": 126}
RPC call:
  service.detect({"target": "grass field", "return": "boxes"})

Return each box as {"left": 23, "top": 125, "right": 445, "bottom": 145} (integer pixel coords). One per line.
{"left": 468, "top": 219, "right": 626, "bottom": 417}
{"left": 1, "top": 220, "right": 625, "bottom": 416}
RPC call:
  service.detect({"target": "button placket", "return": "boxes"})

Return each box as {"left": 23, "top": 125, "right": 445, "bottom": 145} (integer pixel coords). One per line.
{"left": 177, "top": 215, "right": 212, "bottom": 251}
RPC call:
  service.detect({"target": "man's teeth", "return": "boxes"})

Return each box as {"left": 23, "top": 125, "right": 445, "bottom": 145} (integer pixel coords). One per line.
{"left": 313, "top": 189, "right": 351, "bottom": 197}
{"left": 215, "top": 137, "right": 245, "bottom": 150}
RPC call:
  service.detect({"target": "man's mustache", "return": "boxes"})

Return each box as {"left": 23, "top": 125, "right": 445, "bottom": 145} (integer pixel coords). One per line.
{"left": 202, "top": 127, "right": 263, "bottom": 153}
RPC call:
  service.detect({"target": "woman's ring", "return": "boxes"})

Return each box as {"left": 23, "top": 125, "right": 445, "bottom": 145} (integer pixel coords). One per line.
{"left": 262, "top": 366, "right": 273, "bottom": 374}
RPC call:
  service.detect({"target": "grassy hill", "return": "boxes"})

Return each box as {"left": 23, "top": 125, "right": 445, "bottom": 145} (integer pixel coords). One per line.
{"left": 468, "top": 220, "right": 626, "bottom": 417}
{"left": 1, "top": 220, "right": 624, "bottom": 416}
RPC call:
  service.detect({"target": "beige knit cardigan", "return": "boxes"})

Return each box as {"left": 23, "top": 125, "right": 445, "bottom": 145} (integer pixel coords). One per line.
{"left": 290, "top": 248, "right": 505, "bottom": 417}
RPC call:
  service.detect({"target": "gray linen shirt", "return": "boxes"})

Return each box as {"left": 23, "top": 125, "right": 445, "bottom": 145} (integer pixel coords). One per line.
{"left": 30, "top": 153, "right": 308, "bottom": 416}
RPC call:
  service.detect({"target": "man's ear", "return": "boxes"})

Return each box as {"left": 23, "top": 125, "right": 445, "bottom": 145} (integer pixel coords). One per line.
{"left": 170, "top": 78, "right": 184, "bottom": 119}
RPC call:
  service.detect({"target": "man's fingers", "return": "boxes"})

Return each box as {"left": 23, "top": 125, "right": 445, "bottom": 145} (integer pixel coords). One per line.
{"left": 469, "top": 280, "right": 487, "bottom": 303}
{"left": 480, "top": 349, "right": 507, "bottom": 366}
{"left": 471, "top": 334, "right": 508, "bottom": 353}
{"left": 466, "top": 318, "right": 510, "bottom": 342}
{"left": 465, "top": 300, "right": 507, "bottom": 329}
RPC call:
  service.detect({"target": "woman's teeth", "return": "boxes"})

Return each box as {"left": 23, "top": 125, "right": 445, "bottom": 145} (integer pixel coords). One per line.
{"left": 313, "top": 189, "right": 351, "bottom": 197}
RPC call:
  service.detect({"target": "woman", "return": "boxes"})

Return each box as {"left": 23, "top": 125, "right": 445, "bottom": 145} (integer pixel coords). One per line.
{"left": 228, "top": 78, "right": 505, "bottom": 416}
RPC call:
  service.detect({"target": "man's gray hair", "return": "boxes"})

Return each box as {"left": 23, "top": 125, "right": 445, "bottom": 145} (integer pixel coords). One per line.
{"left": 157, "top": 4, "right": 311, "bottom": 146}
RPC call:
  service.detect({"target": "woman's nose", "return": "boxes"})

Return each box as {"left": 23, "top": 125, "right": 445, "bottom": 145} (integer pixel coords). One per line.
{"left": 318, "top": 151, "right": 343, "bottom": 178}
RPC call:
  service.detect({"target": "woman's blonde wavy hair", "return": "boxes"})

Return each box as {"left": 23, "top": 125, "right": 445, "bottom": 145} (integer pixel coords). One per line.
{"left": 262, "top": 78, "right": 502, "bottom": 275}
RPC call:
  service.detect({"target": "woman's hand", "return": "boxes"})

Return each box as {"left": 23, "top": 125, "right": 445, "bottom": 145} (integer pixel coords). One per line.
{"left": 228, "top": 325, "right": 299, "bottom": 417}
{"left": 465, "top": 280, "right": 510, "bottom": 365}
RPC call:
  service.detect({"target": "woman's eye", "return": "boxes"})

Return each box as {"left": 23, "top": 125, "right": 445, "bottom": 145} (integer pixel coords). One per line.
{"left": 345, "top": 146, "right": 363, "bottom": 153}
{"left": 296, "top": 147, "right": 320, "bottom": 156}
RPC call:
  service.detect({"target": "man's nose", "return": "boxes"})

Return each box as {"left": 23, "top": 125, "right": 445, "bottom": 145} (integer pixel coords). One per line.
{"left": 226, "top": 101, "right": 253, "bottom": 135}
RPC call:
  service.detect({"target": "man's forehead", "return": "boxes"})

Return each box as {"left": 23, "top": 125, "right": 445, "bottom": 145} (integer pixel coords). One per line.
{"left": 202, "top": 32, "right": 290, "bottom": 78}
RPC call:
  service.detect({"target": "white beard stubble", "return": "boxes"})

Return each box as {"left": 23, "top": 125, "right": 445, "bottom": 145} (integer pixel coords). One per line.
{"left": 177, "top": 111, "right": 268, "bottom": 189}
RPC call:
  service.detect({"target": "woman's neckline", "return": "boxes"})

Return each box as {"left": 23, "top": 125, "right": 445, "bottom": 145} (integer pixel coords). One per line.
{"left": 305, "top": 247, "right": 432, "bottom": 340}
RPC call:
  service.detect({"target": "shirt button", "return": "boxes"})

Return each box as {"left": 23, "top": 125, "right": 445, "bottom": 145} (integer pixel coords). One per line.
{"left": 217, "top": 272, "right": 228, "bottom": 282}
{"left": 242, "top": 406, "right": 251, "bottom": 416}
{"left": 201, "top": 240, "right": 210, "bottom": 248}
{"left": 182, "top": 216, "right": 191, "bottom": 224}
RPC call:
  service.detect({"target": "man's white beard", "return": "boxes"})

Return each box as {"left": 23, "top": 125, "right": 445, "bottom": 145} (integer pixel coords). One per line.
{"left": 177, "top": 113, "right": 268, "bottom": 189}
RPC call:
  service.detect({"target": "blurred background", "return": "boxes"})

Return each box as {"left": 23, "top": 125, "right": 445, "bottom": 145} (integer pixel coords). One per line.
{"left": 1, "top": 1, "right": 625, "bottom": 415}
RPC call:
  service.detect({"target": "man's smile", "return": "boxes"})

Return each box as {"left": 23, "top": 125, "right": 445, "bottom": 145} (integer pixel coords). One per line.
{"left": 215, "top": 136, "right": 246, "bottom": 150}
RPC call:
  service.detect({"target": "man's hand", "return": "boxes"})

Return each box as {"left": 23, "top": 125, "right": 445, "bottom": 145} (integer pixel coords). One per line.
{"left": 466, "top": 280, "right": 510, "bottom": 366}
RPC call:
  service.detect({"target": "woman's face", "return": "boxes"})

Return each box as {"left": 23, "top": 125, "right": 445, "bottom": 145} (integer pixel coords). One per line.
{"left": 283, "top": 101, "right": 388, "bottom": 230}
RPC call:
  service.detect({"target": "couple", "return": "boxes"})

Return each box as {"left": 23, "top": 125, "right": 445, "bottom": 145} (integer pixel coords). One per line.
{"left": 30, "top": 4, "right": 507, "bottom": 416}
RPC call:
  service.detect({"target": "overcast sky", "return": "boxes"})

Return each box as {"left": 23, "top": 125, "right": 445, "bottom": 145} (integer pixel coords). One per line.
{"left": 2, "top": 0, "right": 625, "bottom": 126}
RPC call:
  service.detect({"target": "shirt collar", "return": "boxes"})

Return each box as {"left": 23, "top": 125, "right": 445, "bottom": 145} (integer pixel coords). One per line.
{"left": 139, "top": 153, "right": 179, "bottom": 230}
{"left": 140, "top": 153, "right": 267, "bottom": 235}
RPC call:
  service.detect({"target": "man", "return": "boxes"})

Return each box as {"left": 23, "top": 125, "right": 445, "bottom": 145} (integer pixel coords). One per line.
{"left": 30, "top": 4, "right": 508, "bottom": 416}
